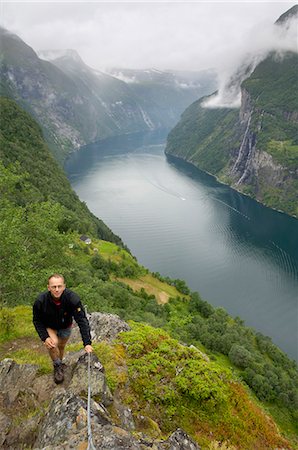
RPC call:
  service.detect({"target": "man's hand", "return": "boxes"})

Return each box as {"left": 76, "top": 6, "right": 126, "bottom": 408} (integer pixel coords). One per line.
{"left": 84, "top": 344, "right": 93, "bottom": 353}
{"left": 44, "top": 337, "right": 56, "bottom": 349}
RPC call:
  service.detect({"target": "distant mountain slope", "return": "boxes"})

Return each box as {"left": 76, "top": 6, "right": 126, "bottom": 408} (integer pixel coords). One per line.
{"left": 108, "top": 67, "right": 217, "bottom": 126}
{"left": 165, "top": 9, "right": 298, "bottom": 217}
{"left": 0, "top": 28, "right": 216, "bottom": 162}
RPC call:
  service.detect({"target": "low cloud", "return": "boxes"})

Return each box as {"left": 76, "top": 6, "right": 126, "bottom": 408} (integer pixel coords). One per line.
{"left": 1, "top": 1, "right": 297, "bottom": 112}
{"left": 1, "top": 2, "right": 295, "bottom": 72}
{"left": 203, "top": 15, "right": 298, "bottom": 109}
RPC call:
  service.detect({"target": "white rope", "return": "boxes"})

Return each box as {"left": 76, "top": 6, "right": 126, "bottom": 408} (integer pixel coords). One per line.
{"left": 87, "top": 351, "right": 96, "bottom": 450}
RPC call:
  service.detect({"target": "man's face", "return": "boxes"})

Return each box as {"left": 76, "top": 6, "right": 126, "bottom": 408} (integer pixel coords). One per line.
{"left": 48, "top": 276, "right": 65, "bottom": 299}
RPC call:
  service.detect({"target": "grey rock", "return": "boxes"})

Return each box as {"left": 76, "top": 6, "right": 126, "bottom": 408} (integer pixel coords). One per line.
{"left": 0, "top": 358, "right": 38, "bottom": 405}
{"left": 34, "top": 389, "right": 87, "bottom": 448}
{"left": 68, "top": 352, "right": 113, "bottom": 406}
{"left": 0, "top": 411, "right": 11, "bottom": 446}
{"left": 0, "top": 351, "right": 202, "bottom": 450}
{"left": 229, "top": 86, "right": 298, "bottom": 213}
{"left": 113, "top": 397, "right": 136, "bottom": 432}
{"left": 34, "top": 389, "right": 143, "bottom": 450}
{"left": 69, "top": 312, "right": 130, "bottom": 344}
{"left": 5, "top": 415, "right": 39, "bottom": 449}
{"left": 32, "top": 373, "right": 58, "bottom": 403}
{"left": 158, "top": 429, "right": 201, "bottom": 450}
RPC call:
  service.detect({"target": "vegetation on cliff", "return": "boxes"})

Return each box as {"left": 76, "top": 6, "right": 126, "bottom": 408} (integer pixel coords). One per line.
{"left": 165, "top": 95, "right": 240, "bottom": 173}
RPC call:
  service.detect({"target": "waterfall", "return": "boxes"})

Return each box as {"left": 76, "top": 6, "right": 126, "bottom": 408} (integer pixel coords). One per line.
{"left": 236, "top": 133, "right": 254, "bottom": 185}
{"left": 231, "top": 112, "right": 252, "bottom": 174}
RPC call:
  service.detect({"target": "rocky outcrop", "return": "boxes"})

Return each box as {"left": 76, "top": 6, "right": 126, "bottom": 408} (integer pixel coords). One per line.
{"left": 0, "top": 358, "right": 39, "bottom": 404}
{"left": 0, "top": 313, "right": 201, "bottom": 450}
{"left": 69, "top": 312, "right": 131, "bottom": 344}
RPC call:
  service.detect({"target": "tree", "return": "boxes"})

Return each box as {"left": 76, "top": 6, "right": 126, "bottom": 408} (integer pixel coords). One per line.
{"left": 228, "top": 344, "right": 253, "bottom": 369}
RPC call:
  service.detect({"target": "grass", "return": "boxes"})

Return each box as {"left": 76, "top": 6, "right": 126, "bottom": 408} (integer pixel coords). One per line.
{"left": 115, "top": 322, "right": 291, "bottom": 449}
{"left": 95, "top": 239, "right": 137, "bottom": 265}
{"left": 116, "top": 273, "right": 184, "bottom": 304}
{"left": 265, "top": 403, "right": 298, "bottom": 446}
{"left": 266, "top": 140, "right": 298, "bottom": 168}
{"left": 4, "top": 348, "right": 52, "bottom": 375}
{"left": 0, "top": 305, "right": 35, "bottom": 343}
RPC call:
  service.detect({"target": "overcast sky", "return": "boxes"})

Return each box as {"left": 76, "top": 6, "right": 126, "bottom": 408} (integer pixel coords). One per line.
{"left": 1, "top": 1, "right": 297, "bottom": 73}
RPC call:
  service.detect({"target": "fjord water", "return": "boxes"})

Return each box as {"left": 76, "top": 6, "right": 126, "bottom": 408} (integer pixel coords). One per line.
{"left": 65, "top": 133, "right": 298, "bottom": 361}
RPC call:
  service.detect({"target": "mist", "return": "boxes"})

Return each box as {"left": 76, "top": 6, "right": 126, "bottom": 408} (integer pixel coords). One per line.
{"left": 203, "top": 13, "right": 298, "bottom": 108}
{"left": 1, "top": 1, "right": 297, "bottom": 110}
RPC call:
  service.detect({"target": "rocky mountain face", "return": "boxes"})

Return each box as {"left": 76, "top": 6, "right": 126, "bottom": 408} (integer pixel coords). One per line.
{"left": 0, "top": 28, "right": 216, "bottom": 163}
{"left": 0, "top": 313, "right": 200, "bottom": 450}
{"left": 229, "top": 51, "right": 298, "bottom": 215}
{"left": 165, "top": 8, "right": 298, "bottom": 217}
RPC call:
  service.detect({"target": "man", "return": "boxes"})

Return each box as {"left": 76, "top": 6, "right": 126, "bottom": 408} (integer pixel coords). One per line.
{"left": 33, "top": 273, "right": 93, "bottom": 384}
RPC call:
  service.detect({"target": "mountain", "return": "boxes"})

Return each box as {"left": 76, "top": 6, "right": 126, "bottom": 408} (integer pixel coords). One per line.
{"left": 108, "top": 66, "right": 217, "bottom": 126}
{"left": 165, "top": 7, "right": 298, "bottom": 217}
{"left": 0, "top": 28, "right": 216, "bottom": 163}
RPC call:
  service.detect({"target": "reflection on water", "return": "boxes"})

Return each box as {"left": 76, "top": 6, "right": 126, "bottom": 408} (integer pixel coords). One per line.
{"left": 65, "top": 132, "right": 298, "bottom": 361}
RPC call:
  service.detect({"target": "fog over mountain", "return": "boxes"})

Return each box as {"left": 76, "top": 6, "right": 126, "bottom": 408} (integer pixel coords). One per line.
{"left": 1, "top": 2, "right": 297, "bottom": 110}
{"left": 204, "top": 8, "right": 298, "bottom": 108}
{"left": 1, "top": 2, "right": 295, "bottom": 71}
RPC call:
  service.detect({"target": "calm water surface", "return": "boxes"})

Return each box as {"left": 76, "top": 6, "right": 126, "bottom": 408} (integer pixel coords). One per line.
{"left": 65, "top": 133, "right": 298, "bottom": 361}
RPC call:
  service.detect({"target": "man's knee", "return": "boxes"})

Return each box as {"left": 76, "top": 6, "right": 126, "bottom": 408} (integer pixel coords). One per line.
{"left": 46, "top": 328, "right": 59, "bottom": 347}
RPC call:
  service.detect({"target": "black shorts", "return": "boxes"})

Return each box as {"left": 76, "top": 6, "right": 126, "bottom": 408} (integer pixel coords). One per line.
{"left": 56, "top": 327, "right": 72, "bottom": 339}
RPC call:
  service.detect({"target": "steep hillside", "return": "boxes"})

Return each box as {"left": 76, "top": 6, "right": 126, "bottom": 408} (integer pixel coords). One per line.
{"left": 0, "top": 27, "right": 216, "bottom": 162}
{"left": 165, "top": 96, "right": 240, "bottom": 173}
{"left": 0, "top": 97, "right": 124, "bottom": 302}
{"left": 165, "top": 9, "right": 298, "bottom": 217}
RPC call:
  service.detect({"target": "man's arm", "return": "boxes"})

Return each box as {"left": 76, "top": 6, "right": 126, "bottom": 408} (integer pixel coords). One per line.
{"left": 33, "top": 300, "right": 50, "bottom": 342}
{"left": 71, "top": 295, "right": 92, "bottom": 348}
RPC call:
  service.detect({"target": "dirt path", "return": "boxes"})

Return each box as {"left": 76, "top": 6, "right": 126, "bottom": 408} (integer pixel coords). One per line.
{"left": 0, "top": 336, "right": 46, "bottom": 360}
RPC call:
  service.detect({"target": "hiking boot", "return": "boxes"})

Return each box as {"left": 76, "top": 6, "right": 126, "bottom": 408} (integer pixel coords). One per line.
{"left": 53, "top": 363, "right": 64, "bottom": 384}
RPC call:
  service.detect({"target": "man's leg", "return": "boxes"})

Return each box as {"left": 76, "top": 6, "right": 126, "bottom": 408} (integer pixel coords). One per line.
{"left": 57, "top": 337, "right": 69, "bottom": 361}
{"left": 45, "top": 328, "right": 60, "bottom": 361}
{"left": 46, "top": 328, "right": 65, "bottom": 384}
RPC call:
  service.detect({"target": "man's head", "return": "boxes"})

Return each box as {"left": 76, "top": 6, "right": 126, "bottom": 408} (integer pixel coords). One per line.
{"left": 47, "top": 274, "right": 65, "bottom": 300}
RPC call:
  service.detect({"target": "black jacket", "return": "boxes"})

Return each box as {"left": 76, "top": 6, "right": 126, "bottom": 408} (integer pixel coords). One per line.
{"left": 33, "top": 288, "right": 92, "bottom": 346}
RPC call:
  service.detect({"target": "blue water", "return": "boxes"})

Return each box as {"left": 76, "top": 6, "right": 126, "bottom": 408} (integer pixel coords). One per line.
{"left": 65, "top": 133, "right": 298, "bottom": 361}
